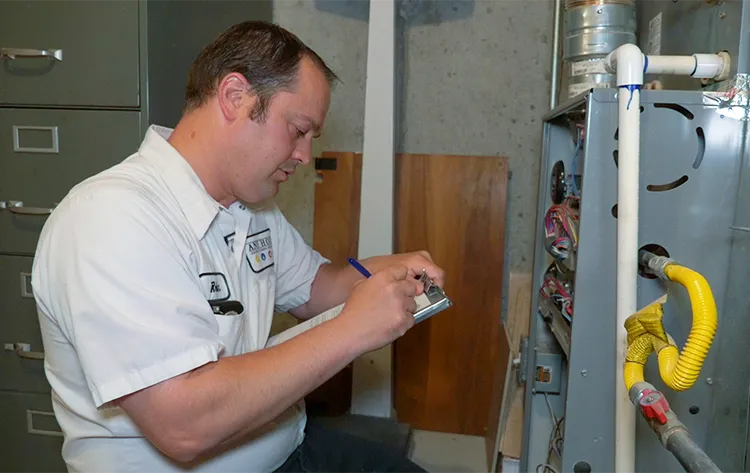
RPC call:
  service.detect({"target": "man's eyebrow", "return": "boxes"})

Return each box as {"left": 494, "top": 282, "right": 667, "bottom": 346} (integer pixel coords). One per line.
{"left": 304, "top": 116, "right": 322, "bottom": 137}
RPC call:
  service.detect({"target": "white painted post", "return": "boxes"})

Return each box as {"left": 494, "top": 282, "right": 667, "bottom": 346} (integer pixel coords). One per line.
{"left": 350, "top": 0, "right": 396, "bottom": 419}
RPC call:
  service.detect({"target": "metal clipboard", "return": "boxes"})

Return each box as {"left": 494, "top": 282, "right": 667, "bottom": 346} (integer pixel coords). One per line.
{"left": 413, "top": 271, "right": 453, "bottom": 323}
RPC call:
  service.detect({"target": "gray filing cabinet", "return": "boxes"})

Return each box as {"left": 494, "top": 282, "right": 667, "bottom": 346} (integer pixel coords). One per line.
{"left": 0, "top": 1, "right": 272, "bottom": 470}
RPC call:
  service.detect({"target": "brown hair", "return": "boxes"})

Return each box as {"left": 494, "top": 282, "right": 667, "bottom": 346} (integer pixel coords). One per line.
{"left": 185, "top": 21, "right": 338, "bottom": 121}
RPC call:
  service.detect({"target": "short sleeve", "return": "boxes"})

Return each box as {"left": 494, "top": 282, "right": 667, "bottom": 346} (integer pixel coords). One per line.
{"left": 270, "top": 207, "right": 329, "bottom": 313}
{"left": 32, "top": 189, "right": 222, "bottom": 408}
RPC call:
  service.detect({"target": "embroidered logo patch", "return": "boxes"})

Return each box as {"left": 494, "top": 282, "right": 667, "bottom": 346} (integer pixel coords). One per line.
{"left": 199, "top": 272, "right": 230, "bottom": 301}
{"left": 246, "top": 228, "right": 274, "bottom": 273}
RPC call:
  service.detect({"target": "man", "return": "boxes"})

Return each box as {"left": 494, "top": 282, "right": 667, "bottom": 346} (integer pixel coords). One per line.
{"left": 31, "top": 21, "right": 443, "bottom": 473}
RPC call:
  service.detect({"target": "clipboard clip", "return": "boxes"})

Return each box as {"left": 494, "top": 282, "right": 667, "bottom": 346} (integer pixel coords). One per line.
{"left": 414, "top": 269, "right": 452, "bottom": 323}
{"left": 418, "top": 269, "right": 446, "bottom": 298}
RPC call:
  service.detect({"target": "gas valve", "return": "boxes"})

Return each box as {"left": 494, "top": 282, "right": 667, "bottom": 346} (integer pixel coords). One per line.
{"left": 638, "top": 388, "right": 670, "bottom": 425}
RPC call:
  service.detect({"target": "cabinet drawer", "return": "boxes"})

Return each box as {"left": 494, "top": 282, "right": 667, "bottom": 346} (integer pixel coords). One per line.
{"left": 0, "top": 1, "right": 140, "bottom": 108}
{"left": 0, "top": 108, "right": 142, "bottom": 254}
{"left": 0, "top": 391, "right": 66, "bottom": 472}
{"left": 0, "top": 255, "right": 50, "bottom": 394}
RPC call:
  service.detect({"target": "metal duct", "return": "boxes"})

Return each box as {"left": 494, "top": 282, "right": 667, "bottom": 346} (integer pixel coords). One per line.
{"left": 564, "top": 0, "right": 637, "bottom": 98}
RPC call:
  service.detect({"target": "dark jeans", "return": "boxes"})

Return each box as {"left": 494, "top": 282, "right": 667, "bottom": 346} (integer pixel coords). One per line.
{"left": 274, "top": 420, "right": 427, "bottom": 473}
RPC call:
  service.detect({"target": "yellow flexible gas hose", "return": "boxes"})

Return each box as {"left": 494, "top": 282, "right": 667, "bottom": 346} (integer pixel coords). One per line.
{"left": 624, "top": 263, "right": 718, "bottom": 392}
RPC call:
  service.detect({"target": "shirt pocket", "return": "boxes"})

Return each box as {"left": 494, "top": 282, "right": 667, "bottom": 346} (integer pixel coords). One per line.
{"left": 213, "top": 310, "right": 245, "bottom": 356}
{"left": 247, "top": 276, "right": 277, "bottom": 349}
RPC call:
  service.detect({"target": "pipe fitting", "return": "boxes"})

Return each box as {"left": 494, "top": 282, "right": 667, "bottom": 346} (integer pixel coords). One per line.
{"left": 605, "top": 43, "right": 644, "bottom": 86}
{"left": 693, "top": 54, "right": 724, "bottom": 79}
{"left": 716, "top": 51, "right": 731, "bottom": 81}
{"left": 629, "top": 381, "right": 656, "bottom": 405}
{"left": 639, "top": 250, "right": 675, "bottom": 280}
{"left": 631, "top": 385, "right": 687, "bottom": 447}
{"left": 630, "top": 383, "right": 722, "bottom": 472}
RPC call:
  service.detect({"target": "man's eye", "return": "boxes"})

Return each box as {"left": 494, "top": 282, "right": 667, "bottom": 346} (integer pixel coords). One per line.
{"left": 295, "top": 127, "right": 306, "bottom": 138}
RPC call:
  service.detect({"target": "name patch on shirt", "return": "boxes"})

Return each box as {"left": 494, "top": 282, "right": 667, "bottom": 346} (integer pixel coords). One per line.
{"left": 199, "top": 272, "right": 230, "bottom": 301}
{"left": 246, "top": 228, "right": 274, "bottom": 273}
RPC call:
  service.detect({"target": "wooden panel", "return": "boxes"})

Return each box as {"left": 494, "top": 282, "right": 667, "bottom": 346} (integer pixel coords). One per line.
{"left": 305, "top": 151, "right": 362, "bottom": 416}
{"left": 504, "top": 273, "right": 533, "bottom": 352}
{"left": 500, "top": 273, "right": 533, "bottom": 459}
{"left": 486, "top": 323, "right": 512, "bottom": 471}
{"left": 313, "top": 152, "right": 363, "bottom": 261}
{"left": 393, "top": 154, "right": 509, "bottom": 436}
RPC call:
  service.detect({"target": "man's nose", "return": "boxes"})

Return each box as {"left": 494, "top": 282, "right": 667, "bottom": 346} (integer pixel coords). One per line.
{"left": 293, "top": 141, "right": 312, "bottom": 165}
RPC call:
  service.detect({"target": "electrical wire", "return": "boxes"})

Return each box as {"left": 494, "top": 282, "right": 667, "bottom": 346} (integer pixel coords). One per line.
{"left": 543, "top": 393, "right": 557, "bottom": 425}
{"left": 536, "top": 464, "right": 560, "bottom": 473}
{"left": 538, "top": 277, "right": 573, "bottom": 319}
{"left": 543, "top": 203, "right": 578, "bottom": 264}
{"left": 536, "top": 415, "right": 565, "bottom": 473}
{"left": 549, "top": 417, "right": 565, "bottom": 459}
{"left": 543, "top": 394, "right": 565, "bottom": 458}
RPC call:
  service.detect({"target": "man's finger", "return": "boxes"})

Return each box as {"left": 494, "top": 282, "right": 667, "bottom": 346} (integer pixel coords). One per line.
{"left": 404, "top": 295, "right": 418, "bottom": 314}
{"left": 385, "top": 264, "right": 409, "bottom": 281}
{"left": 399, "top": 278, "right": 420, "bottom": 298}
{"left": 416, "top": 250, "right": 434, "bottom": 263}
{"left": 425, "top": 266, "right": 446, "bottom": 288}
{"left": 406, "top": 256, "right": 446, "bottom": 289}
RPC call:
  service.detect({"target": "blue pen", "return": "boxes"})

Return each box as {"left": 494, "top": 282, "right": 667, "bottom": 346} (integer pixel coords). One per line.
{"left": 347, "top": 257, "right": 372, "bottom": 278}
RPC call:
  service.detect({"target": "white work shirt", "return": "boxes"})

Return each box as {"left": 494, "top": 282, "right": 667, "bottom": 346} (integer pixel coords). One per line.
{"left": 31, "top": 125, "right": 328, "bottom": 472}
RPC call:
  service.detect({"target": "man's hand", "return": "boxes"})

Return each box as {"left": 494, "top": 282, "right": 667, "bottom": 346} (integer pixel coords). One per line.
{"left": 337, "top": 264, "right": 421, "bottom": 352}
{"left": 290, "top": 250, "right": 445, "bottom": 321}
{"left": 361, "top": 251, "right": 445, "bottom": 288}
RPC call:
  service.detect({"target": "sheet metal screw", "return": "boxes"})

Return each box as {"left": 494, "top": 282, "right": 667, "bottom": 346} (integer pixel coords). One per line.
{"left": 581, "top": 370, "right": 588, "bottom": 377}
{"left": 706, "top": 378, "right": 714, "bottom": 385}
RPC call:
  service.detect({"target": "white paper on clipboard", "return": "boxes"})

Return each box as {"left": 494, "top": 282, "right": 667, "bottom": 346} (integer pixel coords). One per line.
{"left": 265, "top": 292, "right": 443, "bottom": 348}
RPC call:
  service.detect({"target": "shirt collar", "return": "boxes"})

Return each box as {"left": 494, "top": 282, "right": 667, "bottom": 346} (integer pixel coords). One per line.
{"left": 138, "top": 125, "right": 221, "bottom": 240}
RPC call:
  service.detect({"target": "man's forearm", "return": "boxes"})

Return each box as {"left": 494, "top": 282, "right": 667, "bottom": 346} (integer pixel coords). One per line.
{"left": 289, "top": 262, "right": 365, "bottom": 319}
{"left": 119, "top": 315, "right": 363, "bottom": 462}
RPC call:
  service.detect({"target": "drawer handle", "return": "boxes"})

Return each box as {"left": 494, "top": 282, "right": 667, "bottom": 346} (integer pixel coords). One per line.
{"left": 3, "top": 343, "right": 45, "bottom": 360}
{"left": 13, "top": 125, "right": 60, "bottom": 154}
{"left": 20, "top": 272, "right": 33, "bottom": 298}
{"left": 1, "top": 47, "right": 63, "bottom": 62}
{"left": 0, "top": 201, "right": 55, "bottom": 215}
{"left": 17, "top": 348, "right": 45, "bottom": 361}
{"left": 27, "top": 410, "right": 62, "bottom": 437}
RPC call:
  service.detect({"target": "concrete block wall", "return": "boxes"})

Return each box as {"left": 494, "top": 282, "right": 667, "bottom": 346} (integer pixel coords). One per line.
{"left": 273, "top": 0, "right": 555, "bottom": 276}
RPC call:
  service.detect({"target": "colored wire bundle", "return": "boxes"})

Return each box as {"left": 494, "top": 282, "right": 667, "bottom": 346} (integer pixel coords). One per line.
{"left": 538, "top": 276, "right": 573, "bottom": 321}
{"left": 543, "top": 202, "right": 578, "bottom": 262}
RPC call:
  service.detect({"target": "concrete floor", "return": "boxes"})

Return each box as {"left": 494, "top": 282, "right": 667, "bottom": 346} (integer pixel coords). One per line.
{"left": 410, "top": 430, "right": 490, "bottom": 473}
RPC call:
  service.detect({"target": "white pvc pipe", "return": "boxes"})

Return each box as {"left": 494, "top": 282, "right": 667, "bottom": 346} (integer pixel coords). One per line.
{"left": 351, "top": 0, "right": 396, "bottom": 419}
{"left": 692, "top": 54, "right": 725, "bottom": 79}
{"left": 645, "top": 54, "right": 725, "bottom": 78}
{"left": 645, "top": 55, "right": 696, "bottom": 76}
{"left": 604, "top": 45, "right": 727, "bottom": 473}
{"left": 606, "top": 43, "right": 643, "bottom": 473}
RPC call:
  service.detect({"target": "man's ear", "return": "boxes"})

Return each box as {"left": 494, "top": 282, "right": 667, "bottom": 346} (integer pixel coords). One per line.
{"left": 217, "top": 73, "right": 256, "bottom": 122}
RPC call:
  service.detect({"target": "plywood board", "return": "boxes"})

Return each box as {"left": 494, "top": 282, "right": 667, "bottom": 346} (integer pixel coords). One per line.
{"left": 487, "top": 324, "right": 512, "bottom": 470}
{"left": 499, "top": 273, "right": 533, "bottom": 459}
{"left": 393, "top": 154, "right": 509, "bottom": 437}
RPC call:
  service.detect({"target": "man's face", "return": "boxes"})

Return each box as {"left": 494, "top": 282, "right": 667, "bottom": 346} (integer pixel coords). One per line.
{"left": 228, "top": 58, "right": 331, "bottom": 204}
